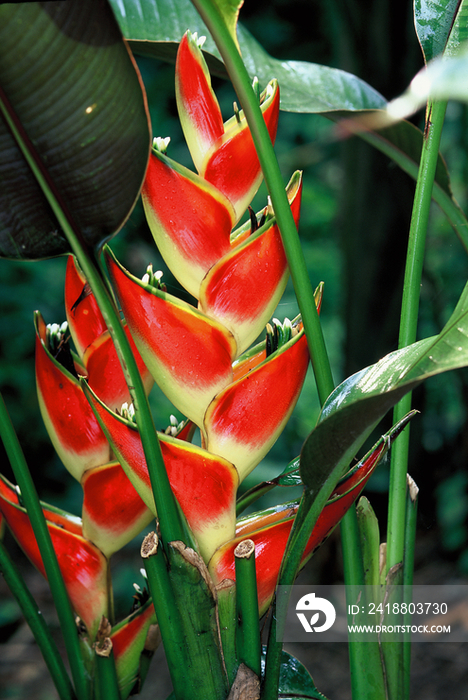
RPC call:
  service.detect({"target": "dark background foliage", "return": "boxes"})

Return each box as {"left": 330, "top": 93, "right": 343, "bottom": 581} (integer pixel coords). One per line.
{"left": 1, "top": 1, "right": 468, "bottom": 697}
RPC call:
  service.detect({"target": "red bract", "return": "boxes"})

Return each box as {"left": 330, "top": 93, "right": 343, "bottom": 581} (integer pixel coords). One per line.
{"left": 0, "top": 474, "right": 108, "bottom": 639}
{"left": 81, "top": 461, "right": 154, "bottom": 557}
{"left": 203, "top": 325, "right": 310, "bottom": 481}
{"left": 83, "top": 384, "right": 238, "bottom": 562}
{"left": 106, "top": 250, "right": 237, "bottom": 428}
{"left": 35, "top": 311, "right": 111, "bottom": 481}
{"left": 199, "top": 172, "right": 303, "bottom": 355}
{"left": 175, "top": 31, "right": 280, "bottom": 221}
{"left": 142, "top": 151, "right": 235, "bottom": 299}
{"left": 110, "top": 601, "right": 158, "bottom": 699}
{"left": 64, "top": 255, "right": 107, "bottom": 358}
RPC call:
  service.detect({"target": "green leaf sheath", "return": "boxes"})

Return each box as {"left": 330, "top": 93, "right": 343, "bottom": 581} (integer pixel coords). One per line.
{"left": 234, "top": 540, "right": 261, "bottom": 678}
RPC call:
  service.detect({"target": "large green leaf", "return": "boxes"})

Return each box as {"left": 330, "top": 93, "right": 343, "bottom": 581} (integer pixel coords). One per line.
{"left": 414, "top": 0, "right": 461, "bottom": 62}
{"left": 387, "top": 2, "right": 468, "bottom": 120}
{"left": 109, "top": 0, "right": 387, "bottom": 112}
{"left": 300, "top": 279, "right": 468, "bottom": 491}
{"left": 0, "top": 0, "right": 150, "bottom": 259}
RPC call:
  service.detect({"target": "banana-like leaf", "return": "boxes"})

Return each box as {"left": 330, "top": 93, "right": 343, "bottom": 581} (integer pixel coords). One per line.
{"left": 414, "top": 0, "right": 462, "bottom": 63}
{"left": 386, "top": 1, "right": 468, "bottom": 120}
{"left": 301, "top": 279, "right": 468, "bottom": 491}
{"left": 0, "top": 0, "right": 150, "bottom": 259}
{"left": 109, "top": 0, "right": 386, "bottom": 111}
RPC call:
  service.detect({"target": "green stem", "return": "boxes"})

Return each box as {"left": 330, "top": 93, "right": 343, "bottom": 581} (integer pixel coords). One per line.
{"left": 382, "top": 98, "right": 447, "bottom": 700}
{"left": 262, "top": 485, "right": 336, "bottom": 699}
{"left": 341, "top": 510, "right": 385, "bottom": 700}
{"left": 402, "top": 476, "right": 419, "bottom": 700}
{"left": 386, "top": 100, "right": 448, "bottom": 573}
{"left": 0, "top": 393, "right": 90, "bottom": 700}
{"left": 190, "top": 0, "right": 334, "bottom": 405}
{"left": 234, "top": 540, "right": 261, "bottom": 678}
{"left": 94, "top": 646, "right": 121, "bottom": 700}
{"left": 140, "top": 532, "right": 190, "bottom": 698}
{"left": 0, "top": 540, "right": 76, "bottom": 700}
{"left": 0, "top": 85, "right": 187, "bottom": 547}
{"left": 340, "top": 508, "right": 365, "bottom": 586}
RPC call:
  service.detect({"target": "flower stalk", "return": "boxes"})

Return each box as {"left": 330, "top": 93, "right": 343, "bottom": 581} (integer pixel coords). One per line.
{"left": 234, "top": 539, "right": 261, "bottom": 678}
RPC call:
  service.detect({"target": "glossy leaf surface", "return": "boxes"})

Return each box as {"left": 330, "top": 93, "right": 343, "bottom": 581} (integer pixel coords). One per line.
{"left": 261, "top": 648, "right": 328, "bottom": 700}
{"left": 414, "top": 0, "right": 462, "bottom": 62}
{"left": 109, "top": 0, "right": 386, "bottom": 112}
{"left": 0, "top": 0, "right": 150, "bottom": 259}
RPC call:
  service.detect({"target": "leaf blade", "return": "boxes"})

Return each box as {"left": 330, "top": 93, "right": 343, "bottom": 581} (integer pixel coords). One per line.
{"left": 0, "top": 0, "right": 150, "bottom": 259}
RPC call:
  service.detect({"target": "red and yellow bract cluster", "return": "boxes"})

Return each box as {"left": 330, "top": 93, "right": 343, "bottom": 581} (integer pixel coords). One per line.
{"left": 0, "top": 30, "right": 388, "bottom": 694}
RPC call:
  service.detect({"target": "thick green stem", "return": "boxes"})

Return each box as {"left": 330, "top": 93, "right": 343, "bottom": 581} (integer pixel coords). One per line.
{"left": 0, "top": 394, "right": 90, "bottom": 700}
{"left": 190, "top": 0, "right": 334, "bottom": 405}
{"left": 341, "top": 510, "right": 386, "bottom": 700}
{"left": 0, "top": 540, "right": 76, "bottom": 700}
{"left": 94, "top": 646, "right": 121, "bottom": 700}
{"left": 403, "top": 475, "right": 419, "bottom": 700}
{"left": 140, "top": 532, "right": 197, "bottom": 700}
{"left": 234, "top": 540, "right": 261, "bottom": 678}
{"left": 386, "top": 100, "right": 448, "bottom": 572}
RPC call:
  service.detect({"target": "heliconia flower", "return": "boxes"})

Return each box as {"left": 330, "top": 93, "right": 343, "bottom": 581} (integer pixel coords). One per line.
{"left": 105, "top": 249, "right": 237, "bottom": 427}
{"left": 64, "top": 254, "right": 154, "bottom": 412}
{"left": 83, "top": 326, "right": 153, "bottom": 414}
{"left": 203, "top": 318, "right": 310, "bottom": 482}
{"left": 110, "top": 600, "right": 158, "bottom": 700}
{"left": 209, "top": 433, "right": 391, "bottom": 616}
{"left": 35, "top": 311, "right": 111, "bottom": 481}
{"left": 82, "top": 384, "right": 239, "bottom": 563}
{"left": 141, "top": 149, "right": 236, "bottom": 299}
{"left": 199, "top": 172, "right": 303, "bottom": 354}
{"left": 81, "top": 461, "right": 154, "bottom": 557}
{"left": 175, "top": 31, "right": 280, "bottom": 221}
{"left": 0, "top": 474, "right": 108, "bottom": 638}
{"left": 64, "top": 255, "right": 107, "bottom": 359}
{"left": 36, "top": 258, "right": 153, "bottom": 480}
